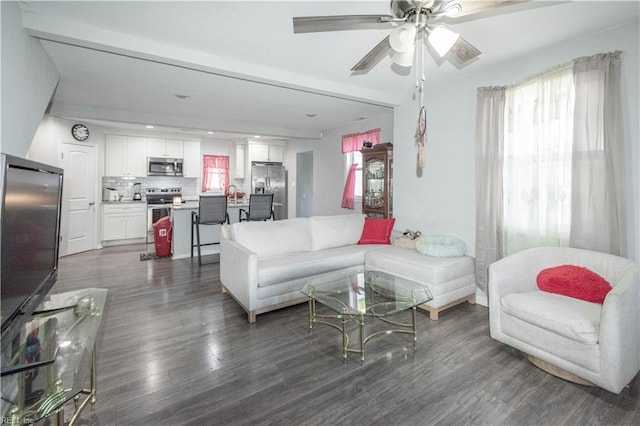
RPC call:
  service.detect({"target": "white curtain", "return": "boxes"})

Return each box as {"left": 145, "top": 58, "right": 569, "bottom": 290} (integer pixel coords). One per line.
{"left": 570, "top": 51, "right": 627, "bottom": 256}
{"left": 474, "top": 86, "right": 505, "bottom": 294}
{"left": 475, "top": 51, "right": 627, "bottom": 294}
{"left": 502, "top": 66, "right": 574, "bottom": 255}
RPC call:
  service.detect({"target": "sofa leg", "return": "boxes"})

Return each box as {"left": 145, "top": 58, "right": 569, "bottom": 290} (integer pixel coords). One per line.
{"left": 248, "top": 311, "right": 256, "bottom": 323}
{"left": 418, "top": 304, "right": 439, "bottom": 321}
{"left": 221, "top": 285, "right": 228, "bottom": 294}
{"left": 468, "top": 294, "right": 476, "bottom": 305}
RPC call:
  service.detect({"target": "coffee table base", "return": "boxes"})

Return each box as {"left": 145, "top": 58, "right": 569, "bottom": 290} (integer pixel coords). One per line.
{"left": 307, "top": 297, "right": 418, "bottom": 362}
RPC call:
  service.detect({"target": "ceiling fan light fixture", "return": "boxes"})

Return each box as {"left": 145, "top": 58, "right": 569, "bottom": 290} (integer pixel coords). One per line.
{"left": 391, "top": 48, "right": 414, "bottom": 67}
{"left": 389, "top": 23, "right": 416, "bottom": 53}
{"left": 428, "top": 25, "right": 460, "bottom": 57}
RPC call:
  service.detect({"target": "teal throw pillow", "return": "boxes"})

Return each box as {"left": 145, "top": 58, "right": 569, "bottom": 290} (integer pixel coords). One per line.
{"left": 415, "top": 234, "right": 466, "bottom": 257}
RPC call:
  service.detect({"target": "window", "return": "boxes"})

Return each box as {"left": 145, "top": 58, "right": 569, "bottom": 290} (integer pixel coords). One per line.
{"left": 346, "top": 151, "right": 363, "bottom": 198}
{"left": 341, "top": 128, "right": 380, "bottom": 209}
{"left": 202, "top": 155, "right": 229, "bottom": 193}
{"left": 502, "top": 66, "right": 574, "bottom": 255}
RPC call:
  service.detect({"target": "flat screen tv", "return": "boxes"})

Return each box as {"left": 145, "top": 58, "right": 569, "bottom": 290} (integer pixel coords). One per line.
{"left": 0, "top": 153, "right": 63, "bottom": 349}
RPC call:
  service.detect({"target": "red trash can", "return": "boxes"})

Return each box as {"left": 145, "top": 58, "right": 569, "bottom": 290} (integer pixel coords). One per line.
{"left": 153, "top": 216, "right": 172, "bottom": 257}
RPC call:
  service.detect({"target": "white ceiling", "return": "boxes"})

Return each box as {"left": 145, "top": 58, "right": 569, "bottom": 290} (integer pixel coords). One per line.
{"left": 21, "top": 0, "right": 640, "bottom": 141}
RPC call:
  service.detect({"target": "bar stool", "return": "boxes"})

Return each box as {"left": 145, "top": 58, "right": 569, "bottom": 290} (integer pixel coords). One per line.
{"left": 191, "top": 195, "right": 229, "bottom": 265}
{"left": 239, "top": 193, "right": 275, "bottom": 222}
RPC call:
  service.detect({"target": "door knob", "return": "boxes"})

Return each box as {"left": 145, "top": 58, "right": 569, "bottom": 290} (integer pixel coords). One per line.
{"left": 89, "top": 202, "right": 95, "bottom": 206}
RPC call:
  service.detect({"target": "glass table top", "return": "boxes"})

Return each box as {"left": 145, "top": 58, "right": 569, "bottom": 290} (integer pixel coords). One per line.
{"left": 301, "top": 270, "right": 432, "bottom": 317}
{"left": 1, "top": 288, "right": 107, "bottom": 423}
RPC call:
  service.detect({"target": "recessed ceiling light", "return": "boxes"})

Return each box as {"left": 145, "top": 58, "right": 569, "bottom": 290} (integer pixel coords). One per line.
{"left": 254, "top": 135, "right": 261, "bottom": 138}
{"left": 353, "top": 117, "right": 368, "bottom": 121}
{"left": 145, "top": 125, "right": 155, "bottom": 129}
{"left": 175, "top": 94, "right": 191, "bottom": 100}
{"left": 306, "top": 113, "right": 317, "bottom": 118}
{"left": 207, "top": 131, "right": 214, "bottom": 134}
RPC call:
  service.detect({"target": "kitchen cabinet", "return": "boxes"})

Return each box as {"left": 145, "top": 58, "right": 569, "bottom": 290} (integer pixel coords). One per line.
{"left": 148, "top": 138, "right": 183, "bottom": 158}
{"left": 104, "top": 135, "right": 147, "bottom": 177}
{"left": 183, "top": 140, "right": 200, "bottom": 178}
{"left": 232, "top": 142, "right": 246, "bottom": 178}
{"left": 248, "top": 142, "right": 285, "bottom": 163}
{"left": 361, "top": 142, "right": 393, "bottom": 219}
{"left": 102, "top": 203, "right": 146, "bottom": 241}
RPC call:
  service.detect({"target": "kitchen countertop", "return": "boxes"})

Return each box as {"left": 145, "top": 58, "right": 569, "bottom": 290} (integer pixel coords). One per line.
{"left": 102, "top": 200, "right": 146, "bottom": 204}
{"left": 172, "top": 201, "right": 249, "bottom": 210}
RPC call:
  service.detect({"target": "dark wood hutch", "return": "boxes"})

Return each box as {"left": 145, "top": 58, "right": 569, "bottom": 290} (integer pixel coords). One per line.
{"left": 361, "top": 142, "right": 393, "bottom": 218}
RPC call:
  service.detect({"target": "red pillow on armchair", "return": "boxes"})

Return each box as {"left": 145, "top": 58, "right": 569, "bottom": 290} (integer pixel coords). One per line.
{"left": 536, "top": 265, "right": 612, "bottom": 304}
{"left": 358, "top": 218, "right": 395, "bottom": 245}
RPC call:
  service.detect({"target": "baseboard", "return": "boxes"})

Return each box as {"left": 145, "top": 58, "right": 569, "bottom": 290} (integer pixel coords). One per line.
{"left": 475, "top": 287, "right": 488, "bottom": 307}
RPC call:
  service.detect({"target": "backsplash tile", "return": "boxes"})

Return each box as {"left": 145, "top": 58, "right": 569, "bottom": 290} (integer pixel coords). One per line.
{"left": 102, "top": 177, "right": 198, "bottom": 201}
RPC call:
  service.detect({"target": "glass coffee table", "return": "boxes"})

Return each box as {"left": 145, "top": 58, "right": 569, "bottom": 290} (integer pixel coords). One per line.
{"left": 301, "top": 270, "right": 432, "bottom": 362}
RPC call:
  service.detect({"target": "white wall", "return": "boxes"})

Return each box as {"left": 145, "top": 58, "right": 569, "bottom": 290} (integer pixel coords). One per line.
{"left": 1, "top": 1, "right": 59, "bottom": 157}
{"left": 286, "top": 110, "right": 394, "bottom": 218}
{"left": 393, "top": 20, "right": 640, "bottom": 264}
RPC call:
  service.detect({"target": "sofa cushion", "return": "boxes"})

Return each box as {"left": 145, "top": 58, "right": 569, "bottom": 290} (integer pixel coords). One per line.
{"left": 537, "top": 265, "right": 612, "bottom": 304}
{"left": 365, "top": 246, "right": 475, "bottom": 285}
{"left": 257, "top": 244, "right": 382, "bottom": 287}
{"left": 358, "top": 218, "right": 395, "bottom": 245}
{"left": 501, "top": 290, "right": 601, "bottom": 345}
{"left": 230, "top": 218, "right": 311, "bottom": 258}
{"left": 309, "top": 214, "right": 365, "bottom": 251}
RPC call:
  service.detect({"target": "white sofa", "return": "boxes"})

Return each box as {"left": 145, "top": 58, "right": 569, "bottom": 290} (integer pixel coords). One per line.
{"left": 220, "top": 214, "right": 385, "bottom": 322}
{"left": 489, "top": 247, "right": 640, "bottom": 393}
{"left": 221, "top": 213, "right": 478, "bottom": 324}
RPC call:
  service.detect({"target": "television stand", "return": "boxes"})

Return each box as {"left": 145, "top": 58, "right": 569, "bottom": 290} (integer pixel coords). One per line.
{"left": 1, "top": 288, "right": 107, "bottom": 426}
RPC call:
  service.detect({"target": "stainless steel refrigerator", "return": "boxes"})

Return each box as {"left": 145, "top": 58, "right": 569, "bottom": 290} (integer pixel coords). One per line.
{"left": 251, "top": 162, "right": 288, "bottom": 220}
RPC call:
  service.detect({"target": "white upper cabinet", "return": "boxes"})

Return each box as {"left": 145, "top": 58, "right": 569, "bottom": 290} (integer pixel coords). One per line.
{"left": 248, "top": 141, "right": 285, "bottom": 163}
{"left": 165, "top": 139, "right": 184, "bottom": 158}
{"left": 183, "top": 140, "right": 200, "bottom": 178}
{"left": 249, "top": 144, "right": 269, "bottom": 162}
{"left": 267, "top": 144, "right": 284, "bottom": 163}
{"left": 148, "top": 138, "right": 184, "bottom": 158}
{"left": 232, "top": 142, "right": 246, "bottom": 179}
{"left": 105, "top": 135, "right": 147, "bottom": 177}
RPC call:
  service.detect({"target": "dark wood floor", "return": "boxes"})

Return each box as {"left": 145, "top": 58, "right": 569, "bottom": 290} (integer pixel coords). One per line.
{"left": 53, "top": 244, "right": 639, "bottom": 425}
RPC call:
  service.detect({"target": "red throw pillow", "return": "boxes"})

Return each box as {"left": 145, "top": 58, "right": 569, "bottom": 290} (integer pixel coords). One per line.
{"left": 358, "top": 218, "right": 395, "bottom": 245}
{"left": 536, "top": 265, "right": 612, "bottom": 304}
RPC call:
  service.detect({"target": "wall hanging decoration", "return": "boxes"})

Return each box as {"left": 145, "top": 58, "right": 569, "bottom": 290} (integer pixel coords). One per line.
{"left": 416, "top": 105, "right": 426, "bottom": 170}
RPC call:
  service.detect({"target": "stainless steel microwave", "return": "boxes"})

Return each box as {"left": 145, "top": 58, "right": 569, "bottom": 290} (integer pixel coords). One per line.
{"left": 148, "top": 157, "right": 183, "bottom": 177}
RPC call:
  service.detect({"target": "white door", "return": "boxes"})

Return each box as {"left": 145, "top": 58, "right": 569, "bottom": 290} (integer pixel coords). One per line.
{"left": 61, "top": 142, "right": 97, "bottom": 255}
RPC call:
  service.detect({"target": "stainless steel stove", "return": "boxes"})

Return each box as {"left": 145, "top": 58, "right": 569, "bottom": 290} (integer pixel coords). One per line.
{"left": 146, "top": 187, "right": 182, "bottom": 205}
{"left": 146, "top": 187, "right": 181, "bottom": 243}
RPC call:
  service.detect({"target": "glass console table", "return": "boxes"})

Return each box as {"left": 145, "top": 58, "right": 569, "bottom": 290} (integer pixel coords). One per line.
{"left": 1, "top": 288, "right": 107, "bottom": 425}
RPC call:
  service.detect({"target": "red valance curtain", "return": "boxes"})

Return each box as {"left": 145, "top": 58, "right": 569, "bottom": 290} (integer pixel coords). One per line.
{"left": 202, "top": 155, "right": 229, "bottom": 192}
{"left": 341, "top": 128, "right": 381, "bottom": 153}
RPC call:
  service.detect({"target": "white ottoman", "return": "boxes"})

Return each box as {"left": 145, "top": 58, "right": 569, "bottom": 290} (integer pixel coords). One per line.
{"left": 365, "top": 246, "right": 476, "bottom": 320}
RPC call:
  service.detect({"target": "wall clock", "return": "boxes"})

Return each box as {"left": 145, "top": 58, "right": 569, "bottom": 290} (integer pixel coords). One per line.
{"left": 71, "top": 124, "right": 89, "bottom": 141}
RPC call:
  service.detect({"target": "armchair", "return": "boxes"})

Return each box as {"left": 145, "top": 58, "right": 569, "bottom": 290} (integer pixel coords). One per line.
{"left": 489, "top": 246, "right": 639, "bottom": 393}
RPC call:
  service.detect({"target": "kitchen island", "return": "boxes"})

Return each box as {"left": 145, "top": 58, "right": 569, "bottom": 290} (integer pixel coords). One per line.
{"left": 171, "top": 200, "right": 247, "bottom": 260}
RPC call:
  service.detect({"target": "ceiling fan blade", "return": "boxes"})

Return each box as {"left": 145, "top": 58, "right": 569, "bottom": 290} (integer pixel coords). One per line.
{"left": 447, "top": 35, "right": 481, "bottom": 65}
{"left": 450, "top": 1, "right": 529, "bottom": 17}
{"left": 351, "top": 35, "right": 391, "bottom": 72}
{"left": 293, "top": 15, "right": 394, "bottom": 33}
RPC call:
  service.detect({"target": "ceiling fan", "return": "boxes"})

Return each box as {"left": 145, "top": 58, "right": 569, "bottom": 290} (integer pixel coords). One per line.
{"left": 293, "top": 0, "right": 528, "bottom": 73}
